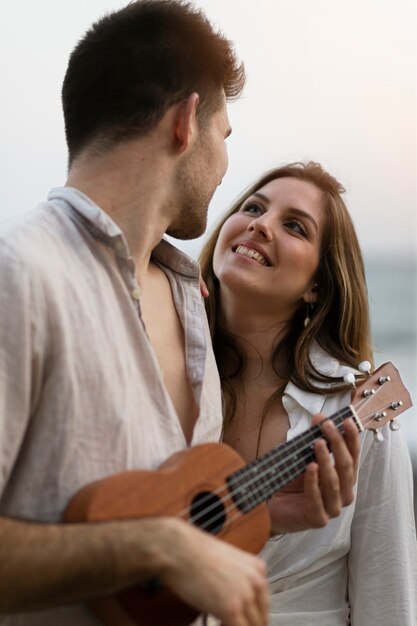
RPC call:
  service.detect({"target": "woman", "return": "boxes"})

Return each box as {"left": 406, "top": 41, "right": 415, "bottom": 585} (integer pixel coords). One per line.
{"left": 199, "top": 162, "right": 416, "bottom": 625}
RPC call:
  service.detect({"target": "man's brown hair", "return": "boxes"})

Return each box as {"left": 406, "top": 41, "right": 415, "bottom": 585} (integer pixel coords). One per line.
{"left": 62, "top": 0, "right": 245, "bottom": 164}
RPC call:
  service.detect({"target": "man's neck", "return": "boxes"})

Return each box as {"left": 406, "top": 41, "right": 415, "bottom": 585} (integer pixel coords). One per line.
{"left": 66, "top": 140, "right": 173, "bottom": 281}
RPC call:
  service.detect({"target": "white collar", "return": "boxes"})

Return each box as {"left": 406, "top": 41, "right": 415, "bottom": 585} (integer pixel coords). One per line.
{"left": 283, "top": 342, "right": 358, "bottom": 418}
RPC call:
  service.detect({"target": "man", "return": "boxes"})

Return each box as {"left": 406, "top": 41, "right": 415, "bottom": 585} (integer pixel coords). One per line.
{"left": 0, "top": 2, "right": 359, "bottom": 625}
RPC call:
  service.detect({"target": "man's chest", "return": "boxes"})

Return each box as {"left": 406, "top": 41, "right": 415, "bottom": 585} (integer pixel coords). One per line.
{"left": 140, "top": 264, "right": 198, "bottom": 442}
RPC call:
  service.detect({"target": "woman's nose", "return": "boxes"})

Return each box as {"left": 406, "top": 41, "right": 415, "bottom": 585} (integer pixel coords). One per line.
{"left": 247, "top": 216, "right": 273, "bottom": 241}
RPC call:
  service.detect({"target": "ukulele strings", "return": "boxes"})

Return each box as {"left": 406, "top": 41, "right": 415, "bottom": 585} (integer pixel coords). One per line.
{"left": 180, "top": 389, "right": 386, "bottom": 531}
{"left": 178, "top": 385, "right": 391, "bottom": 531}
{"left": 201, "top": 387, "right": 392, "bottom": 531}
{"left": 209, "top": 403, "right": 399, "bottom": 534}
{"left": 197, "top": 400, "right": 394, "bottom": 535}
{"left": 204, "top": 400, "right": 398, "bottom": 533}
{"left": 184, "top": 394, "right": 371, "bottom": 527}
{"left": 181, "top": 394, "right": 380, "bottom": 531}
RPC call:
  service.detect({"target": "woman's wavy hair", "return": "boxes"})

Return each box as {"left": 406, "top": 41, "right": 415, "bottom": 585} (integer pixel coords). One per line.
{"left": 199, "top": 162, "right": 373, "bottom": 423}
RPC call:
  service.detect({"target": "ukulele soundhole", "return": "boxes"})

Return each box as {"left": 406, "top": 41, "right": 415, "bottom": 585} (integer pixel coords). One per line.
{"left": 189, "top": 491, "right": 226, "bottom": 534}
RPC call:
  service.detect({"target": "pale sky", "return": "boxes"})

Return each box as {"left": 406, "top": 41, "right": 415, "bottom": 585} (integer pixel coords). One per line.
{"left": 0, "top": 0, "right": 416, "bottom": 450}
{"left": 0, "top": 0, "right": 416, "bottom": 260}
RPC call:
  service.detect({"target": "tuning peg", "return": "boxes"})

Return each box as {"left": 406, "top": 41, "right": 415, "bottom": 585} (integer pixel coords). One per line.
{"left": 363, "top": 389, "right": 376, "bottom": 397}
{"left": 378, "top": 375, "right": 391, "bottom": 385}
{"left": 372, "top": 429, "right": 384, "bottom": 443}
{"left": 389, "top": 419, "right": 400, "bottom": 432}
{"left": 358, "top": 361, "right": 372, "bottom": 375}
{"left": 390, "top": 401, "right": 403, "bottom": 410}
{"left": 343, "top": 373, "right": 356, "bottom": 387}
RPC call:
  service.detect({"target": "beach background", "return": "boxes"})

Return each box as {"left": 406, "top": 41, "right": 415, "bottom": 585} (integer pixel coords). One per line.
{"left": 0, "top": 0, "right": 416, "bottom": 516}
{"left": 366, "top": 257, "right": 417, "bottom": 519}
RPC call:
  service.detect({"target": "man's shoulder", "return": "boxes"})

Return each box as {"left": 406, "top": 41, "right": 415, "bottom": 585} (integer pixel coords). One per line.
{"left": 0, "top": 199, "right": 73, "bottom": 267}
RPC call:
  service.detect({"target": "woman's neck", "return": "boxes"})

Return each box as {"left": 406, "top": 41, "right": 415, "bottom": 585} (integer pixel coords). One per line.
{"left": 218, "top": 290, "right": 290, "bottom": 385}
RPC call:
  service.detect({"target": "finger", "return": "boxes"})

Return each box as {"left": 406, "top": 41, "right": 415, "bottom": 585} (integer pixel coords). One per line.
{"left": 254, "top": 570, "right": 270, "bottom": 626}
{"left": 249, "top": 561, "right": 269, "bottom": 626}
{"left": 243, "top": 597, "right": 263, "bottom": 626}
{"left": 244, "top": 589, "right": 269, "bottom": 626}
{"left": 341, "top": 417, "right": 360, "bottom": 479}
{"left": 199, "top": 275, "right": 209, "bottom": 298}
{"left": 303, "top": 462, "right": 329, "bottom": 528}
{"left": 320, "top": 418, "right": 356, "bottom": 507}
{"left": 221, "top": 559, "right": 268, "bottom": 626}
{"left": 314, "top": 434, "right": 342, "bottom": 518}
{"left": 259, "top": 579, "right": 270, "bottom": 626}
{"left": 311, "top": 412, "right": 327, "bottom": 427}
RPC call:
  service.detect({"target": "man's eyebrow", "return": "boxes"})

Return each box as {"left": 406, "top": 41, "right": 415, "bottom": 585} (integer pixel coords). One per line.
{"left": 252, "top": 191, "right": 319, "bottom": 232}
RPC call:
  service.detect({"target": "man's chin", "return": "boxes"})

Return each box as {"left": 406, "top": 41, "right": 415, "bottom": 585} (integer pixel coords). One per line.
{"left": 166, "top": 222, "right": 207, "bottom": 241}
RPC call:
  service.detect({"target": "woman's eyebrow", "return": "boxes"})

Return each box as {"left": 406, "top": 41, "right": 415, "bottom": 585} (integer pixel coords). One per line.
{"left": 252, "top": 192, "right": 318, "bottom": 232}
{"left": 289, "top": 208, "right": 319, "bottom": 232}
{"left": 253, "top": 191, "right": 269, "bottom": 202}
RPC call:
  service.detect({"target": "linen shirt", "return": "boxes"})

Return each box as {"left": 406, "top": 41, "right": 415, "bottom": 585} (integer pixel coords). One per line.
{"left": 262, "top": 345, "right": 417, "bottom": 625}
{"left": 0, "top": 187, "right": 223, "bottom": 625}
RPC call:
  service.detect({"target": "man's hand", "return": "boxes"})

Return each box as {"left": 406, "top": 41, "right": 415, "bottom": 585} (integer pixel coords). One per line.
{"left": 268, "top": 415, "right": 360, "bottom": 535}
{"left": 162, "top": 520, "right": 269, "bottom": 626}
{"left": 0, "top": 515, "right": 268, "bottom": 626}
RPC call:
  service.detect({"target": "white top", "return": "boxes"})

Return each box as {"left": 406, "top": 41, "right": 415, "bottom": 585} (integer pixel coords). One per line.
{"left": 0, "top": 188, "right": 223, "bottom": 625}
{"left": 261, "top": 345, "right": 417, "bottom": 625}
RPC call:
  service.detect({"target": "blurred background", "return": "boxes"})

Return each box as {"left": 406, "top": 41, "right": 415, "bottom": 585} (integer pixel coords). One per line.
{"left": 1, "top": 1, "right": 416, "bottom": 516}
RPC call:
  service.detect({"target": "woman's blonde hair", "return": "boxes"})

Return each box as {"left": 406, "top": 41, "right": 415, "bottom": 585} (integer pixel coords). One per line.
{"left": 199, "top": 162, "right": 373, "bottom": 424}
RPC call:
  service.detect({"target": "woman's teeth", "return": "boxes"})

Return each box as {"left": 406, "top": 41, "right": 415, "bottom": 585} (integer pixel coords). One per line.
{"left": 235, "top": 245, "right": 269, "bottom": 266}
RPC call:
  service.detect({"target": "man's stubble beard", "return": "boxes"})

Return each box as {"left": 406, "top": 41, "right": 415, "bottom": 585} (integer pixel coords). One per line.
{"left": 166, "top": 198, "right": 209, "bottom": 240}
{"left": 167, "top": 142, "right": 216, "bottom": 241}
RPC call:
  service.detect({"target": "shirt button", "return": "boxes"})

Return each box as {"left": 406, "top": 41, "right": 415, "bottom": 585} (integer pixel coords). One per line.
{"left": 115, "top": 241, "right": 125, "bottom": 254}
{"left": 131, "top": 287, "right": 141, "bottom": 300}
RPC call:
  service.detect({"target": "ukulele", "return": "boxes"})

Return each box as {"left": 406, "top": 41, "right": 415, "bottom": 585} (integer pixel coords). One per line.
{"left": 64, "top": 361, "right": 412, "bottom": 626}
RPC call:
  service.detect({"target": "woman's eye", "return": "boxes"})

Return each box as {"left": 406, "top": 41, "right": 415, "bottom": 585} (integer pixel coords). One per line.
{"left": 241, "top": 202, "right": 264, "bottom": 216}
{"left": 285, "top": 220, "right": 307, "bottom": 236}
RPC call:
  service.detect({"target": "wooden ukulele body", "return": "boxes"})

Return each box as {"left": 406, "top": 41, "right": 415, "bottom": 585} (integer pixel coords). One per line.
{"left": 64, "top": 442, "right": 271, "bottom": 626}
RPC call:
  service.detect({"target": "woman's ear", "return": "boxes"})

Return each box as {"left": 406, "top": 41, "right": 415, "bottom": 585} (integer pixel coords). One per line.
{"left": 303, "top": 282, "right": 319, "bottom": 304}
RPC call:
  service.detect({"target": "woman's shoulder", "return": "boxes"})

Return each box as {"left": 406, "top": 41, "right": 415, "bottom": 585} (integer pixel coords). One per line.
{"left": 309, "top": 342, "right": 359, "bottom": 379}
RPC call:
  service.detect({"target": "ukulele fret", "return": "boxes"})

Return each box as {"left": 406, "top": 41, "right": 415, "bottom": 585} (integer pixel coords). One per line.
{"left": 227, "top": 408, "right": 352, "bottom": 513}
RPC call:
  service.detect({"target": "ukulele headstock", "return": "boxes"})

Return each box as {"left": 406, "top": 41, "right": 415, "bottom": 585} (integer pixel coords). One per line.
{"left": 349, "top": 362, "right": 413, "bottom": 439}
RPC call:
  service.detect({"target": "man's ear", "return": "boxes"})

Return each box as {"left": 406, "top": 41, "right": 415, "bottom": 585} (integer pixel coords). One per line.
{"left": 173, "top": 92, "right": 200, "bottom": 153}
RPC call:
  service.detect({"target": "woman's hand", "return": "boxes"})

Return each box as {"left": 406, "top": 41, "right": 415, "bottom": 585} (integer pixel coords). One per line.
{"left": 267, "top": 415, "right": 360, "bottom": 534}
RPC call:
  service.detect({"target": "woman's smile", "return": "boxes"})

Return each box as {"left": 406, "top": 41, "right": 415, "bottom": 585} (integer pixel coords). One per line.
{"left": 232, "top": 241, "right": 272, "bottom": 266}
